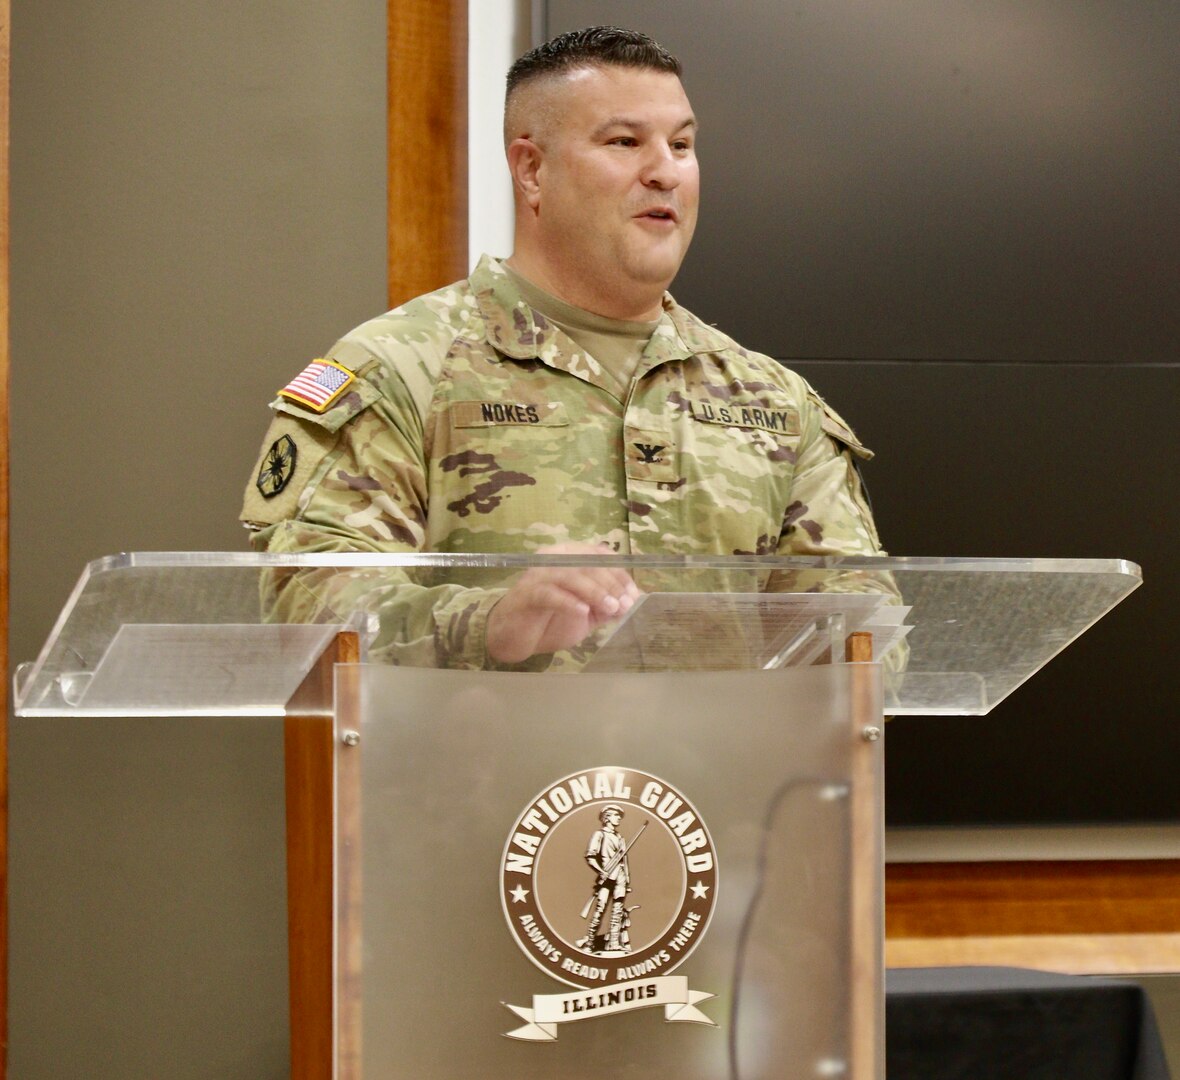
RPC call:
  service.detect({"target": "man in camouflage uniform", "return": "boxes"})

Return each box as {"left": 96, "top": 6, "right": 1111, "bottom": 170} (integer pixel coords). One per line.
{"left": 242, "top": 26, "right": 886, "bottom": 669}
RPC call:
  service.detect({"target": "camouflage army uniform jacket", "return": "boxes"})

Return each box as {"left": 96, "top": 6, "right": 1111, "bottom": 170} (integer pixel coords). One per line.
{"left": 242, "top": 255, "right": 885, "bottom": 668}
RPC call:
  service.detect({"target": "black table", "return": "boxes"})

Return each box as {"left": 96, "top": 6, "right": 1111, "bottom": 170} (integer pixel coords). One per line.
{"left": 886, "top": 967, "right": 1172, "bottom": 1080}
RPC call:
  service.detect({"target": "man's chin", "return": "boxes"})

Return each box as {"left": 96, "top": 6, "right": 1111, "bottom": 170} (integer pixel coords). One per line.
{"left": 622, "top": 251, "right": 689, "bottom": 292}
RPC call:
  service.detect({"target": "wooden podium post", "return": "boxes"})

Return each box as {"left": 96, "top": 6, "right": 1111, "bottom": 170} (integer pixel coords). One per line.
{"left": 284, "top": 631, "right": 359, "bottom": 1080}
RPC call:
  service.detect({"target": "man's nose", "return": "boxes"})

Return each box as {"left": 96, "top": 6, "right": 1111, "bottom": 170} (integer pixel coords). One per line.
{"left": 640, "top": 144, "right": 681, "bottom": 189}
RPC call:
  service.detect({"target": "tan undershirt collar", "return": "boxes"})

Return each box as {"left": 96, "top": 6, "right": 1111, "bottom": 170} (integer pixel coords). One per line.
{"left": 504, "top": 265, "right": 659, "bottom": 401}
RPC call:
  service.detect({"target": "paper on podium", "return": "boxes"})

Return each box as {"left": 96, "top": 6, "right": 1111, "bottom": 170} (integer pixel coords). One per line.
{"left": 582, "top": 592, "right": 910, "bottom": 672}
{"left": 65, "top": 623, "right": 342, "bottom": 715}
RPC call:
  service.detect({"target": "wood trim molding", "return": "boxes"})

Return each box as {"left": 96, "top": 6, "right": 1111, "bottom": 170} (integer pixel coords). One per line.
{"left": 885, "top": 859, "right": 1180, "bottom": 975}
{"left": 887, "top": 859, "right": 1180, "bottom": 937}
{"left": 886, "top": 934, "right": 1180, "bottom": 976}
{"left": 274, "top": 11, "right": 471, "bottom": 1075}
{"left": 387, "top": 0, "right": 468, "bottom": 307}
{"left": 1, "top": 0, "right": 11, "bottom": 1071}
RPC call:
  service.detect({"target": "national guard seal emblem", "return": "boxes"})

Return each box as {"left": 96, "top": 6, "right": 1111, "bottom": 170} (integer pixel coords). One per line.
{"left": 500, "top": 766, "right": 718, "bottom": 1040}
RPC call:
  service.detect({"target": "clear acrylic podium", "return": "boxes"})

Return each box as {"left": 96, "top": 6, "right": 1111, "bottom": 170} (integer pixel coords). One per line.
{"left": 13, "top": 552, "right": 1141, "bottom": 1080}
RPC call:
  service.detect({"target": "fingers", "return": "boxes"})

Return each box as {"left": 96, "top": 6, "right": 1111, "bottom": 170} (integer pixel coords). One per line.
{"left": 540, "top": 566, "right": 638, "bottom": 621}
{"left": 486, "top": 572, "right": 630, "bottom": 664}
{"left": 485, "top": 551, "right": 641, "bottom": 664}
{"left": 534, "top": 543, "right": 640, "bottom": 618}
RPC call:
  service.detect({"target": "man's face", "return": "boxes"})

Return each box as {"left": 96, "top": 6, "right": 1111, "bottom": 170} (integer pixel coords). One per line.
{"left": 604, "top": 809, "right": 622, "bottom": 828}
{"left": 524, "top": 65, "right": 699, "bottom": 312}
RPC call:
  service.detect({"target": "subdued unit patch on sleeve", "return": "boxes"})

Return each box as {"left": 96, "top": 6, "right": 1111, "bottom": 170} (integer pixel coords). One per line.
{"left": 241, "top": 415, "right": 341, "bottom": 527}
{"left": 254, "top": 434, "right": 298, "bottom": 498}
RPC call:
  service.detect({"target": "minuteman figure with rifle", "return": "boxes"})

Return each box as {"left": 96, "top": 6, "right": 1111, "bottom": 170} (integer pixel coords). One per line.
{"left": 576, "top": 805, "right": 646, "bottom": 955}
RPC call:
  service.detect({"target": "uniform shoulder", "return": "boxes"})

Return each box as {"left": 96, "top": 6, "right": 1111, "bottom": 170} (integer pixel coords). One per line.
{"left": 663, "top": 297, "right": 747, "bottom": 355}
{"left": 666, "top": 297, "right": 810, "bottom": 389}
{"left": 666, "top": 298, "right": 871, "bottom": 455}
{"left": 282, "top": 277, "right": 481, "bottom": 433}
{"left": 333, "top": 279, "right": 481, "bottom": 380}
{"left": 664, "top": 297, "right": 782, "bottom": 366}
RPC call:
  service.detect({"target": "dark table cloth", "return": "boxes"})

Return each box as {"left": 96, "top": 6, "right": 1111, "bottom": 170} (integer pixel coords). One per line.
{"left": 886, "top": 966, "right": 1171, "bottom": 1080}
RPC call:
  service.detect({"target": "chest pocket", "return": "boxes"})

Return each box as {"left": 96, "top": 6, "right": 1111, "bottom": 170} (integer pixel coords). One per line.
{"left": 625, "top": 424, "right": 678, "bottom": 484}
{"left": 684, "top": 396, "right": 803, "bottom": 473}
{"left": 688, "top": 398, "right": 800, "bottom": 438}
{"left": 669, "top": 394, "right": 801, "bottom": 552}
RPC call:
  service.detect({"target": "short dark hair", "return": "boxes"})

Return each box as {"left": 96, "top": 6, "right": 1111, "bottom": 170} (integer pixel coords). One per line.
{"left": 506, "top": 25, "right": 681, "bottom": 98}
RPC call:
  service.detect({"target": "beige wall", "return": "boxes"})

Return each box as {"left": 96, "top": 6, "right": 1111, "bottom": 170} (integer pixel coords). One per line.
{"left": 9, "top": 1, "right": 387, "bottom": 1075}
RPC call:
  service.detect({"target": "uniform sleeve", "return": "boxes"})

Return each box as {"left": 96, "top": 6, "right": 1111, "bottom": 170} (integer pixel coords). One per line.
{"left": 776, "top": 386, "right": 881, "bottom": 556}
{"left": 772, "top": 386, "right": 909, "bottom": 679}
{"left": 241, "top": 348, "right": 503, "bottom": 669}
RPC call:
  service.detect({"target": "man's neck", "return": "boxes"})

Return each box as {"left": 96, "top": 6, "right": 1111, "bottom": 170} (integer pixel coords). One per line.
{"left": 504, "top": 253, "right": 666, "bottom": 322}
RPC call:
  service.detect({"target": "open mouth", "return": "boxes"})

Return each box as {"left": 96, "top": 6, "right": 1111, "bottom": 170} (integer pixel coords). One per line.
{"left": 639, "top": 208, "right": 677, "bottom": 223}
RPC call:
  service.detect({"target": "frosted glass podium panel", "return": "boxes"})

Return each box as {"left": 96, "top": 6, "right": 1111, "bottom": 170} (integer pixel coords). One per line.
{"left": 333, "top": 663, "right": 882, "bottom": 1080}
{"left": 13, "top": 552, "right": 1141, "bottom": 717}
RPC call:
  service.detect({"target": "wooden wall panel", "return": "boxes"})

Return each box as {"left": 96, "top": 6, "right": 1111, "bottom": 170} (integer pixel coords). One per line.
{"left": 285, "top": 633, "right": 360, "bottom": 1080}
{"left": 886, "top": 860, "right": 1180, "bottom": 937}
{"left": 886, "top": 860, "right": 1180, "bottom": 975}
{"left": 280, "top": 4, "right": 469, "bottom": 1074}
{"left": 1, "top": 0, "right": 10, "bottom": 1070}
{"left": 387, "top": 0, "right": 468, "bottom": 307}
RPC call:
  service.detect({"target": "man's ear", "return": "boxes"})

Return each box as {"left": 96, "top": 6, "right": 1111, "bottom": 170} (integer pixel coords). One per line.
{"left": 507, "top": 137, "right": 544, "bottom": 210}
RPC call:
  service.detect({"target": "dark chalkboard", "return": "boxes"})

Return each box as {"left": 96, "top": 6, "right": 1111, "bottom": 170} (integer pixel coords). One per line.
{"left": 546, "top": 0, "right": 1178, "bottom": 825}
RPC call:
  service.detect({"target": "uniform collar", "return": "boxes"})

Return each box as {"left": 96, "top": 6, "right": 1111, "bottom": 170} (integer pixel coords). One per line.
{"left": 471, "top": 254, "right": 735, "bottom": 372}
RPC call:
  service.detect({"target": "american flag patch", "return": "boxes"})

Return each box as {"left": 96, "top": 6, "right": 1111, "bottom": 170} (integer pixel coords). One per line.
{"left": 278, "top": 358, "right": 355, "bottom": 412}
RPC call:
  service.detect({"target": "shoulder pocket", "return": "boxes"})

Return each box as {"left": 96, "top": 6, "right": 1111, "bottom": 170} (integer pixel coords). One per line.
{"left": 272, "top": 360, "right": 383, "bottom": 434}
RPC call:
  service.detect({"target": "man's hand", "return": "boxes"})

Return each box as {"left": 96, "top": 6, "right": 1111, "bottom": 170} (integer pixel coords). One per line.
{"left": 486, "top": 543, "right": 640, "bottom": 665}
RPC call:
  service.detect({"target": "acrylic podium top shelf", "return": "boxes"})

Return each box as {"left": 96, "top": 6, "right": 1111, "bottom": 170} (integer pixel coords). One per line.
{"left": 12, "top": 551, "right": 1141, "bottom": 718}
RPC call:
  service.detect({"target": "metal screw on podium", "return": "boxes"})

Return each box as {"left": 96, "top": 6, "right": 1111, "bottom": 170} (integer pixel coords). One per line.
{"left": 342, "top": 730, "right": 360, "bottom": 747}
{"left": 861, "top": 726, "right": 882, "bottom": 742}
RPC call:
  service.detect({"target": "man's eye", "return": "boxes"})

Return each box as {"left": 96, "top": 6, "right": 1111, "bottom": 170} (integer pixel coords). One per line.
{"left": 609, "top": 136, "right": 638, "bottom": 147}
